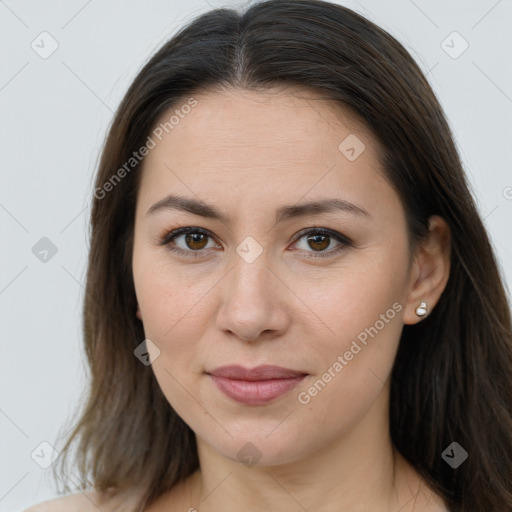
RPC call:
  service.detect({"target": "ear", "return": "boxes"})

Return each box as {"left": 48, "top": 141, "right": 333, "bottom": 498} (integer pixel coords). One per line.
{"left": 136, "top": 304, "right": 142, "bottom": 320}
{"left": 403, "top": 215, "right": 451, "bottom": 325}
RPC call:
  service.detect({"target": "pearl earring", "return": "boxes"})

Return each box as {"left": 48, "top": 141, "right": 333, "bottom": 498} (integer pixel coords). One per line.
{"left": 415, "top": 301, "right": 428, "bottom": 317}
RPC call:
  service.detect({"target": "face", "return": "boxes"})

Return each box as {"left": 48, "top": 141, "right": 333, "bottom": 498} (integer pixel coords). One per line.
{"left": 132, "top": 87, "right": 415, "bottom": 466}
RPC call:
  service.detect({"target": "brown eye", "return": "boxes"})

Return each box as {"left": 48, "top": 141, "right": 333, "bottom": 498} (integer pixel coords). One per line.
{"left": 183, "top": 232, "right": 209, "bottom": 251}
{"left": 160, "top": 227, "right": 218, "bottom": 258}
{"left": 293, "top": 228, "right": 353, "bottom": 259}
{"left": 161, "top": 226, "right": 352, "bottom": 260}
{"left": 306, "top": 233, "right": 331, "bottom": 251}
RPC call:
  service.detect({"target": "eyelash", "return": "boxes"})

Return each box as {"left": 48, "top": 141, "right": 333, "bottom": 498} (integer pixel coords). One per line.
{"left": 158, "top": 226, "right": 353, "bottom": 260}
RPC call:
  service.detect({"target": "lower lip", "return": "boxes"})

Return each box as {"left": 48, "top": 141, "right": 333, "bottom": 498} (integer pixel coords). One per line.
{"left": 208, "top": 374, "right": 307, "bottom": 405}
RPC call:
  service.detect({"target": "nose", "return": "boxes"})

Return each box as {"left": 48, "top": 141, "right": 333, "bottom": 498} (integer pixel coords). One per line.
{"left": 215, "top": 248, "right": 291, "bottom": 343}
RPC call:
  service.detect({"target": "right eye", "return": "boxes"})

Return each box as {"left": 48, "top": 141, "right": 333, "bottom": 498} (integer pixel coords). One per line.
{"left": 160, "top": 226, "right": 219, "bottom": 258}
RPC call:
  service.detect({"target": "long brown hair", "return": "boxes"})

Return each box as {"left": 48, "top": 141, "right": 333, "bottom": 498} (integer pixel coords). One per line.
{"left": 52, "top": 1, "right": 512, "bottom": 510}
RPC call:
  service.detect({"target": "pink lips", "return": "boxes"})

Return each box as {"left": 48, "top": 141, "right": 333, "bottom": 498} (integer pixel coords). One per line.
{"left": 207, "top": 365, "right": 307, "bottom": 405}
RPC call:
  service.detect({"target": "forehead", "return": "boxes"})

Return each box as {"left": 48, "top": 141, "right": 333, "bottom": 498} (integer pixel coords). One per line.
{"left": 148, "top": 86, "right": 374, "bottom": 158}
{"left": 138, "top": 86, "right": 392, "bottom": 217}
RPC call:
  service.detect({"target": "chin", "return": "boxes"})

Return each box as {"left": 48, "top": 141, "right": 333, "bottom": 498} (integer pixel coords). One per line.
{"left": 196, "top": 421, "right": 318, "bottom": 468}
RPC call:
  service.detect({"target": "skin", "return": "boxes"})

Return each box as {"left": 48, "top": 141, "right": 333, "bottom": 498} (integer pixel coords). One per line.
{"left": 129, "top": 86, "right": 451, "bottom": 512}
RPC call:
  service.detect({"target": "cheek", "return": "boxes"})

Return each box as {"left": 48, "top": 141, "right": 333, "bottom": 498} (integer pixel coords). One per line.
{"left": 133, "top": 248, "right": 215, "bottom": 340}
{"left": 293, "top": 300, "right": 404, "bottom": 442}
{"left": 133, "top": 259, "right": 211, "bottom": 424}
{"left": 294, "top": 247, "right": 406, "bottom": 346}
{"left": 292, "top": 249, "right": 406, "bottom": 406}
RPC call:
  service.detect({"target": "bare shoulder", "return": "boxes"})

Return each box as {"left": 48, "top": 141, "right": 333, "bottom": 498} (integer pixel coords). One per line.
{"left": 22, "top": 488, "right": 141, "bottom": 512}
{"left": 22, "top": 491, "right": 103, "bottom": 512}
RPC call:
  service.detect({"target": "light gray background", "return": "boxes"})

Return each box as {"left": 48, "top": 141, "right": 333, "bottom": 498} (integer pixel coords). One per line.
{"left": 1, "top": 0, "right": 511, "bottom": 510}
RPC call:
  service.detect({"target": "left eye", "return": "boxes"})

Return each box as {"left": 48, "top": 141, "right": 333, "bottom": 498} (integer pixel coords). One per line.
{"left": 160, "top": 227, "right": 352, "bottom": 259}
{"left": 293, "top": 229, "right": 350, "bottom": 257}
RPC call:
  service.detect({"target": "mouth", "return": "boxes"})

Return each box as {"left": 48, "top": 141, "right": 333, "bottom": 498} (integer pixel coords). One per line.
{"left": 206, "top": 365, "right": 308, "bottom": 405}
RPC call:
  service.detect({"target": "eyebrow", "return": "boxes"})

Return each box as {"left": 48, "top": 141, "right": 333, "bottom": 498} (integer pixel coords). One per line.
{"left": 146, "top": 194, "right": 372, "bottom": 223}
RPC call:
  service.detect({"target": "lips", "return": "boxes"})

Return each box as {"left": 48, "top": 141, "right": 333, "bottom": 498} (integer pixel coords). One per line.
{"left": 208, "top": 365, "right": 307, "bottom": 380}
{"left": 206, "top": 365, "right": 308, "bottom": 405}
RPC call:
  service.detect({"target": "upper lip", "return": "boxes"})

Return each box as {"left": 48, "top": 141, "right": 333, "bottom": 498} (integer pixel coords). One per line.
{"left": 207, "top": 365, "right": 307, "bottom": 381}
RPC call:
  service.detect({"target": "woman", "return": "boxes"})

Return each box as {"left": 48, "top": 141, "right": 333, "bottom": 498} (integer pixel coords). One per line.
{"left": 25, "top": 0, "right": 512, "bottom": 511}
